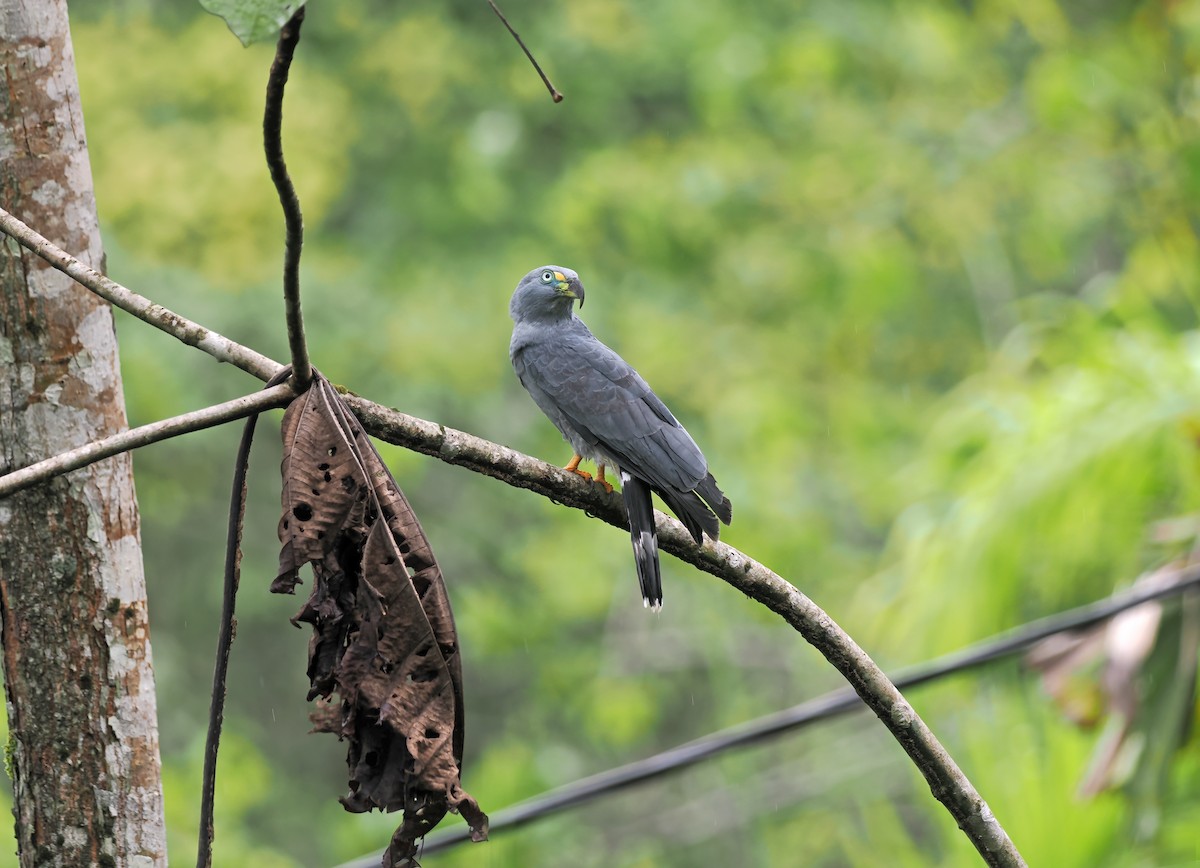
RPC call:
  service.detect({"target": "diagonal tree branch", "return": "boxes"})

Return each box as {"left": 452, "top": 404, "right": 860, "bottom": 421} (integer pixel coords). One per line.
{"left": 0, "top": 212, "right": 1025, "bottom": 866}
{"left": 0, "top": 208, "right": 282, "bottom": 380}
{"left": 346, "top": 401, "right": 1022, "bottom": 864}
{"left": 0, "top": 384, "right": 296, "bottom": 498}
{"left": 335, "top": 561, "right": 1200, "bottom": 865}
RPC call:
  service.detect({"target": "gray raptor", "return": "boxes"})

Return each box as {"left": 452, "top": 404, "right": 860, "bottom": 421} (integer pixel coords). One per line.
{"left": 509, "top": 265, "right": 732, "bottom": 609}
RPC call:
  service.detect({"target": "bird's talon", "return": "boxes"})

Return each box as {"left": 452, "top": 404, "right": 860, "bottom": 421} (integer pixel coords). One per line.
{"left": 563, "top": 453, "right": 592, "bottom": 481}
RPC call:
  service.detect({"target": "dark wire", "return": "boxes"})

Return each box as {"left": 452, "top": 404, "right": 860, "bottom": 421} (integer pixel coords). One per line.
{"left": 335, "top": 564, "right": 1200, "bottom": 867}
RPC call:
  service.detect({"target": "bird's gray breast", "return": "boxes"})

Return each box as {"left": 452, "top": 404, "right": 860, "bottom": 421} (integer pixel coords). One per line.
{"left": 511, "top": 320, "right": 708, "bottom": 488}
{"left": 511, "top": 330, "right": 610, "bottom": 463}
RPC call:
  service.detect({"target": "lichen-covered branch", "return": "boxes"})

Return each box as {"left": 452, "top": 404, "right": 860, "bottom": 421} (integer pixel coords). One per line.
{"left": 0, "top": 207, "right": 283, "bottom": 380}
{"left": 0, "top": 384, "right": 295, "bottom": 499}
{"left": 346, "top": 398, "right": 1025, "bottom": 866}
{"left": 0, "top": 212, "right": 1025, "bottom": 866}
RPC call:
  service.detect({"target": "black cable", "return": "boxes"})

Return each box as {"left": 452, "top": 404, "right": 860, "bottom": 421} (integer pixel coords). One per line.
{"left": 335, "top": 564, "right": 1200, "bottom": 867}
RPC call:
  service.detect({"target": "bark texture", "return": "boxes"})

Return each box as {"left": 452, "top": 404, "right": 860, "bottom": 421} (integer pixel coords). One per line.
{"left": 0, "top": 1, "right": 167, "bottom": 865}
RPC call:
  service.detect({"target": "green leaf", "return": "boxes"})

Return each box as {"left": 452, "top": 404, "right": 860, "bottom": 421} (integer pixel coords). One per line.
{"left": 198, "top": 0, "right": 303, "bottom": 46}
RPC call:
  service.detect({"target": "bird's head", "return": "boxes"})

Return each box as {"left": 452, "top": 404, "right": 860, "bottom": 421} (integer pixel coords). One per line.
{"left": 510, "top": 265, "right": 586, "bottom": 323}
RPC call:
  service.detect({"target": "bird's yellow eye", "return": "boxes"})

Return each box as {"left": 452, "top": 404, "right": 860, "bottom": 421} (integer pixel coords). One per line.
{"left": 540, "top": 271, "right": 553, "bottom": 283}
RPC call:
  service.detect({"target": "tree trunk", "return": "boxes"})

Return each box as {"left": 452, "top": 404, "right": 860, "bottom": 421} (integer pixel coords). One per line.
{"left": 0, "top": 1, "right": 167, "bottom": 865}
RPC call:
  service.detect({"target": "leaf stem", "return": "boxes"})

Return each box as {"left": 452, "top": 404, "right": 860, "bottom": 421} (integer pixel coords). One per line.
{"left": 264, "top": 7, "right": 312, "bottom": 390}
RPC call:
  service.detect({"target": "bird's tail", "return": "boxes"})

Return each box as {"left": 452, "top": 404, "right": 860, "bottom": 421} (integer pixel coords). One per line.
{"left": 620, "top": 472, "right": 662, "bottom": 610}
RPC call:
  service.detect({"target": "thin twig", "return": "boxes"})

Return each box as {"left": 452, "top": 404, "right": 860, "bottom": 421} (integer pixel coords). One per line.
{"left": 0, "top": 213, "right": 1023, "bottom": 866}
{"left": 0, "top": 208, "right": 281, "bottom": 380}
{"left": 333, "top": 561, "right": 1200, "bottom": 866}
{"left": 197, "top": 374, "right": 287, "bottom": 867}
{"left": 0, "top": 384, "right": 295, "bottom": 498}
{"left": 264, "top": 7, "right": 311, "bottom": 390}
{"left": 486, "top": 0, "right": 563, "bottom": 102}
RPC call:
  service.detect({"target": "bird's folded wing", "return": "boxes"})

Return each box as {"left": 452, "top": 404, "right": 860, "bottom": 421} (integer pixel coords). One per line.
{"left": 519, "top": 337, "right": 709, "bottom": 494}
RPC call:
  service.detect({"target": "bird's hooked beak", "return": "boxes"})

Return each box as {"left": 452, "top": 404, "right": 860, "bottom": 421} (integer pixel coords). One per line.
{"left": 553, "top": 271, "right": 585, "bottom": 307}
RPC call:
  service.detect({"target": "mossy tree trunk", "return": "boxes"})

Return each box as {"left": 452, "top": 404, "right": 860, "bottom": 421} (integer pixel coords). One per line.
{"left": 0, "top": 0, "right": 166, "bottom": 864}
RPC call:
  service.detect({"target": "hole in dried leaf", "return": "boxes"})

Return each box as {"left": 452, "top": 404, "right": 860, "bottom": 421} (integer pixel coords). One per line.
{"left": 274, "top": 374, "right": 487, "bottom": 850}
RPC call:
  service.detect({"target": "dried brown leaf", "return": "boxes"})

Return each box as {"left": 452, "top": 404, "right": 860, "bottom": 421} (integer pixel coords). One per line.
{"left": 1027, "top": 563, "right": 1200, "bottom": 801}
{"left": 275, "top": 381, "right": 371, "bottom": 593}
{"left": 273, "top": 374, "right": 488, "bottom": 863}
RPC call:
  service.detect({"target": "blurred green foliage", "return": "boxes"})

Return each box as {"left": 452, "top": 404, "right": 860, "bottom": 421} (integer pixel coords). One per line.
{"left": 3, "top": 0, "right": 1200, "bottom": 864}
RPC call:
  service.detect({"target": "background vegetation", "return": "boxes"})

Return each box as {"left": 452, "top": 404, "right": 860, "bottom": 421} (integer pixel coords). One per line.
{"left": 6, "top": 0, "right": 1200, "bottom": 864}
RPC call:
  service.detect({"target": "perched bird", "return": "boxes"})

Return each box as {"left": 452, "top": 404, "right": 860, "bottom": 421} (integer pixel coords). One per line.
{"left": 509, "top": 265, "right": 732, "bottom": 609}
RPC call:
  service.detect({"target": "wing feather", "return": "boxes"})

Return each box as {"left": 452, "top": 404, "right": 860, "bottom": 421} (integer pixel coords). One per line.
{"left": 519, "top": 334, "right": 709, "bottom": 494}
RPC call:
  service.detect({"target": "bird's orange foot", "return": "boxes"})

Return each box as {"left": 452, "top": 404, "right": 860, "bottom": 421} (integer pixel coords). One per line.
{"left": 564, "top": 454, "right": 593, "bottom": 482}
{"left": 594, "top": 465, "right": 614, "bottom": 494}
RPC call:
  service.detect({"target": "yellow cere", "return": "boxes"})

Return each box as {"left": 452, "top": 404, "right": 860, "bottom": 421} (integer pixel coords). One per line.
{"left": 553, "top": 271, "right": 566, "bottom": 283}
